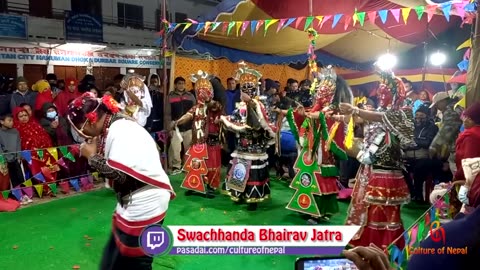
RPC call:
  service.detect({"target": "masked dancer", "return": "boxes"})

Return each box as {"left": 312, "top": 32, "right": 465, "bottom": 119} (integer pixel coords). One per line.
{"left": 220, "top": 64, "right": 276, "bottom": 211}
{"left": 67, "top": 92, "right": 175, "bottom": 269}
{"left": 119, "top": 73, "right": 153, "bottom": 127}
{"left": 283, "top": 66, "right": 353, "bottom": 224}
{"left": 342, "top": 70, "right": 414, "bottom": 249}
{"left": 174, "top": 70, "right": 224, "bottom": 198}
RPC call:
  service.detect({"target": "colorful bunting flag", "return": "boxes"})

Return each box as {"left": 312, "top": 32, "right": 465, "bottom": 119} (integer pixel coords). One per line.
{"left": 182, "top": 22, "right": 192, "bottom": 33}
{"left": 34, "top": 184, "right": 43, "bottom": 197}
{"left": 47, "top": 148, "right": 58, "bottom": 161}
{"left": 0, "top": 155, "right": 4, "bottom": 165}
{"left": 22, "top": 187, "right": 33, "bottom": 198}
{"left": 320, "top": 15, "right": 331, "bottom": 29}
{"left": 250, "top": 20, "right": 257, "bottom": 35}
{"left": 401, "top": 8, "right": 411, "bottom": 24}
{"left": 241, "top": 21, "right": 249, "bottom": 36}
{"left": 426, "top": 5, "right": 437, "bottom": 22}
{"left": 391, "top": 9, "right": 401, "bottom": 23}
{"left": 23, "top": 179, "right": 32, "bottom": 187}
{"left": 195, "top": 22, "right": 205, "bottom": 32}
{"left": 70, "top": 179, "right": 81, "bottom": 192}
{"left": 303, "top": 16, "right": 314, "bottom": 30}
{"left": 59, "top": 181, "right": 70, "bottom": 194}
{"left": 315, "top": 16, "right": 324, "bottom": 27}
{"left": 11, "top": 189, "right": 21, "bottom": 201}
{"left": 277, "top": 18, "right": 286, "bottom": 32}
{"left": 204, "top": 21, "right": 211, "bottom": 35}
{"left": 357, "top": 11, "right": 366, "bottom": 26}
{"left": 235, "top": 21, "right": 242, "bottom": 36}
{"left": 34, "top": 173, "right": 45, "bottom": 183}
{"left": 442, "top": 2, "right": 452, "bottom": 22}
{"left": 378, "top": 10, "right": 388, "bottom": 24}
{"left": 48, "top": 183, "right": 57, "bottom": 195}
{"left": 415, "top": 5, "right": 425, "bottom": 20}
{"left": 367, "top": 11, "right": 376, "bottom": 23}
{"left": 264, "top": 19, "right": 277, "bottom": 36}
{"left": 284, "top": 18, "right": 295, "bottom": 29}
{"left": 255, "top": 20, "right": 264, "bottom": 33}
{"left": 21, "top": 150, "right": 32, "bottom": 164}
{"left": 457, "top": 38, "right": 472, "bottom": 50}
{"left": 294, "top": 17, "right": 304, "bottom": 29}
{"left": 332, "top": 14, "right": 343, "bottom": 28}
{"left": 2, "top": 190, "right": 9, "bottom": 199}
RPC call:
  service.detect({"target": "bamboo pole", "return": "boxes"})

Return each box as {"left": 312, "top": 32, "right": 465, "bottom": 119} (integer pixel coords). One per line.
{"left": 466, "top": 8, "right": 480, "bottom": 109}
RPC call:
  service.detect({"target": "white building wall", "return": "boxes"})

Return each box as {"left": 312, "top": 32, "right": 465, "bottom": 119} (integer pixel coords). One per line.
{"left": 52, "top": 0, "right": 71, "bottom": 10}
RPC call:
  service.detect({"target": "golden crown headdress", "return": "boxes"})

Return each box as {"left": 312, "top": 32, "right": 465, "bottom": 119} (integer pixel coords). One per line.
{"left": 234, "top": 62, "right": 262, "bottom": 85}
{"left": 190, "top": 70, "right": 212, "bottom": 90}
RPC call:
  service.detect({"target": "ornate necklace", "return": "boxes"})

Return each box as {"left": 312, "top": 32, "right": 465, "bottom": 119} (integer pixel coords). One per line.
{"left": 97, "top": 114, "right": 113, "bottom": 156}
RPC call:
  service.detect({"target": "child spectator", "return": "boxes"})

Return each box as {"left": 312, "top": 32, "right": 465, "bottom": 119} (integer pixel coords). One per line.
{"left": 0, "top": 114, "right": 31, "bottom": 203}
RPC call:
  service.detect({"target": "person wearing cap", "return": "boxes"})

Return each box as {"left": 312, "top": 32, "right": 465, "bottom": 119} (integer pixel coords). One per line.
{"left": 10, "top": 77, "right": 37, "bottom": 112}
{"left": 429, "top": 91, "right": 463, "bottom": 175}
{"left": 403, "top": 104, "right": 439, "bottom": 202}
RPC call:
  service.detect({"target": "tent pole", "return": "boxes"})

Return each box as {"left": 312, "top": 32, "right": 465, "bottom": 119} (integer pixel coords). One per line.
{"left": 161, "top": 0, "right": 168, "bottom": 160}
{"left": 309, "top": 0, "right": 313, "bottom": 16}
{"left": 466, "top": 7, "right": 480, "bottom": 109}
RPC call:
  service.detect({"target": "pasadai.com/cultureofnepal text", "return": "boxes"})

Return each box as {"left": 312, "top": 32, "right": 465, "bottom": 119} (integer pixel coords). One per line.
{"left": 408, "top": 246, "right": 468, "bottom": 255}
{"left": 174, "top": 246, "right": 286, "bottom": 255}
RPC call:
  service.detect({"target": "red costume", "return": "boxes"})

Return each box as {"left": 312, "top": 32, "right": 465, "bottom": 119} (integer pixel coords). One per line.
{"left": 180, "top": 71, "right": 223, "bottom": 196}
{"left": 54, "top": 78, "right": 80, "bottom": 116}
{"left": 13, "top": 107, "right": 57, "bottom": 192}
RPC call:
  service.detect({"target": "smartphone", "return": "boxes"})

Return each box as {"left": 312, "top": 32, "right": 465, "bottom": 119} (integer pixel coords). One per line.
{"left": 295, "top": 256, "right": 357, "bottom": 270}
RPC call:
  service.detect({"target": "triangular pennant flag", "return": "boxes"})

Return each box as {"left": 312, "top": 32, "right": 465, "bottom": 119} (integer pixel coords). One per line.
{"left": 415, "top": 6, "right": 425, "bottom": 20}
{"left": 357, "top": 12, "right": 366, "bottom": 26}
{"left": 57, "top": 157, "right": 67, "bottom": 168}
{"left": 402, "top": 8, "right": 411, "bottom": 24}
{"left": 21, "top": 150, "right": 32, "bottom": 164}
{"left": 410, "top": 224, "right": 419, "bottom": 245}
{"left": 70, "top": 179, "right": 81, "bottom": 192}
{"left": 264, "top": 19, "right": 277, "bottom": 36}
{"left": 2, "top": 190, "right": 9, "bottom": 199}
{"left": 320, "top": 15, "right": 331, "bottom": 28}
{"left": 457, "top": 38, "right": 472, "bottom": 50}
{"left": 332, "top": 14, "right": 343, "bottom": 28}
{"left": 240, "top": 21, "right": 249, "bottom": 36}
{"left": 47, "top": 148, "right": 58, "bottom": 161}
{"left": 464, "top": 48, "right": 471, "bottom": 60}
{"left": 48, "top": 183, "right": 58, "bottom": 195}
{"left": 390, "top": 9, "right": 400, "bottom": 23}
{"left": 182, "top": 23, "right": 192, "bottom": 33}
{"left": 426, "top": 5, "right": 437, "bottom": 22}
{"left": 203, "top": 21, "right": 212, "bottom": 35}
{"left": 454, "top": 3, "right": 466, "bottom": 19}
{"left": 367, "top": 11, "right": 376, "bottom": 23}
{"left": 378, "top": 10, "right": 388, "bottom": 24}
{"left": 276, "top": 19, "right": 286, "bottom": 32}
{"left": 22, "top": 187, "right": 33, "bottom": 198}
{"left": 59, "top": 181, "right": 70, "bottom": 194}
{"left": 168, "top": 23, "right": 177, "bottom": 33}
{"left": 59, "top": 146, "right": 68, "bottom": 156}
{"left": 34, "top": 184, "right": 43, "bottom": 197}
{"left": 11, "top": 189, "right": 21, "bottom": 201}
{"left": 442, "top": 3, "right": 452, "bottom": 21}
{"left": 315, "top": 16, "right": 324, "bottom": 27}
{"left": 303, "top": 16, "right": 314, "bottom": 30}
{"left": 457, "top": 60, "right": 469, "bottom": 71}
{"left": 210, "top": 22, "right": 221, "bottom": 32}
{"left": 352, "top": 11, "right": 358, "bottom": 26}
{"left": 0, "top": 155, "right": 5, "bottom": 165}
{"left": 235, "top": 21, "right": 242, "bottom": 36}
{"left": 283, "top": 18, "right": 295, "bottom": 29}
{"left": 344, "top": 16, "right": 352, "bottom": 30}
{"left": 195, "top": 22, "right": 205, "bottom": 32}
{"left": 33, "top": 173, "right": 45, "bottom": 183}
{"left": 250, "top": 20, "right": 257, "bottom": 35}
{"left": 23, "top": 179, "right": 32, "bottom": 187}
{"left": 92, "top": 172, "right": 99, "bottom": 180}
{"left": 294, "top": 17, "right": 304, "bottom": 29}
{"left": 221, "top": 22, "right": 228, "bottom": 34}
{"left": 80, "top": 177, "right": 90, "bottom": 190}
{"left": 255, "top": 20, "right": 264, "bottom": 32}
{"left": 64, "top": 152, "right": 75, "bottom": 162}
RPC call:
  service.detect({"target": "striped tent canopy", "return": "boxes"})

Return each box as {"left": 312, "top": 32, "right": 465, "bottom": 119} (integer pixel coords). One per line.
{"left": 174, "top": 0, "right": 464, "bottom": 69}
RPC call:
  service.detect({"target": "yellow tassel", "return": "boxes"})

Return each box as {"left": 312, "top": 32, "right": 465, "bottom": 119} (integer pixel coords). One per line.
{"left": 326, "top": 122, "right": 340, "bottom": 152}
{"left": 344, "top": 117, "right": 354, "bottom": 149}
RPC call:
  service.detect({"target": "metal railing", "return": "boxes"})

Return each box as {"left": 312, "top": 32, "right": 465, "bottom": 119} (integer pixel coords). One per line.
{"left": 5, "top": 1, "right": 159, "bottom": 31}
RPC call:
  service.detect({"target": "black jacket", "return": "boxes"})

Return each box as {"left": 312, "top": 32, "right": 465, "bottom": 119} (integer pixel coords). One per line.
{"left": 406, "top": 120, "right": 438, "bottom": 150}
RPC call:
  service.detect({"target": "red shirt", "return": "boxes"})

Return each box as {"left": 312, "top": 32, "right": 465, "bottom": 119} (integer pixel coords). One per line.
{"left": 455, "top": 126, "right": 480, "bottom": 180}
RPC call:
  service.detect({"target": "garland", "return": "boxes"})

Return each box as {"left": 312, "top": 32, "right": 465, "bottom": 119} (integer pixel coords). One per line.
{"left": 306, "top": 28, "right": 319, "bottom": 94}
{"left": 286, "top": 108, "right": 300, "bottom": 144}
{"left": 319, "top": 112, "right": 348, "bottom": 161}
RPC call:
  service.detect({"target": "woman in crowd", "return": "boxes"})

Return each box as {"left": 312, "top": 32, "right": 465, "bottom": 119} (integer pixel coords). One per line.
{"left": 455, "top": 102, "right": 480, "bottom": 214}
{"left": 13, "top": 106, "right": 57, "bottom": 195}
{"left": 343, "top": 71, "right": 414, "bottom": 249}
{"left": 66, "top": 92, "right": 175, "bottom": 269}
{"left": 39, "top": 103, "right": 73, "bottom": 146}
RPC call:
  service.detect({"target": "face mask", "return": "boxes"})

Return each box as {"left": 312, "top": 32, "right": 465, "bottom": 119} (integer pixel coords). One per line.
{"left": 46, "top": 111, "right": 57, "bottom": 119}
{"left": 458, "top": 185, "right": 469, "bottom": 205}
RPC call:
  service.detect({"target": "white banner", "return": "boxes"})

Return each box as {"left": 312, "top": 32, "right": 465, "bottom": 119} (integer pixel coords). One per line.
{"left": 167, "top": 225, "right": 360, "bottom": 247}
{"left": 0, "top": 46, "right": 169, "bottom": 68}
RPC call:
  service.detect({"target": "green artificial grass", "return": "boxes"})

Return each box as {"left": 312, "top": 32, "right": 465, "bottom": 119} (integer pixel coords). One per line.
{"left": 0, "top": 174, "right": 428, "bottom": 270}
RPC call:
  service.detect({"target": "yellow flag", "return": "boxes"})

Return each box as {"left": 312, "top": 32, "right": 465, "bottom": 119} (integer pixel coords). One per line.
{"left": 47, "top": 147, "right": 58, "bottom": 161}
{"left": 457, "top": 39, "right": 472, "bottom": 50}
{"left": 181, "top": 23, "right": 192, "bottom": 33}
{"left": 236, "top": 21, "right": 242, "bottom": 36}
{"left": 352, "top": 13, "right": 358, "bottom": 26}
{"left": 402, "top": 8, "right": 411, "bottom": 24}
{"left": 34, "top": 184, "right": 43, "bottom": 198}
{"left": 316, "top": 16, "right": 324, "bottom": 26}
{"left": 24, "top": 179, "right": 32, "bottom": 187}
